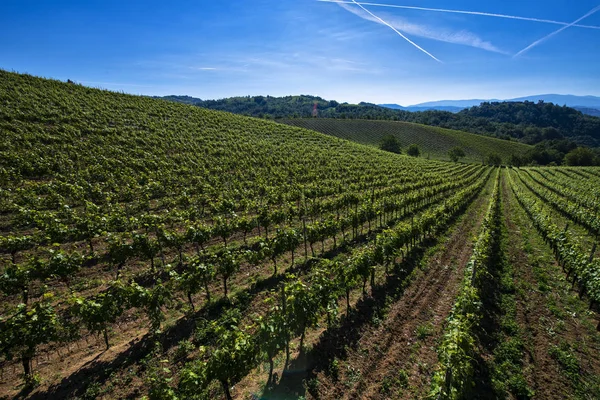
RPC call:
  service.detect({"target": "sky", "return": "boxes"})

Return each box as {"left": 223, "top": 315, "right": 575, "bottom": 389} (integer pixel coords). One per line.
{"left": 1, "top": 0, "right": 599, "bottom": 105}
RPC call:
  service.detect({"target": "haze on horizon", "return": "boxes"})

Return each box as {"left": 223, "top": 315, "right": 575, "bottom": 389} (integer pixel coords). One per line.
{"left": 1, "top": 0, "right": 599, "bottom": 105}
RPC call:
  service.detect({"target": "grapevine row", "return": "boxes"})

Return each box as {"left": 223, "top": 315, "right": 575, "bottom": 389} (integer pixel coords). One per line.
{"left": 168, "top": 168, "right": 493, "bottom": 399}
{"left": 430, "top": 169, "right": 502, "bottom": 400}
{"left": 1, "top": 166, "right": 485, "bottom": 307}
{"left": 525, "top": 168, "right": 600, "bottom": 214}
{"left": 508, "top": 169, "right": 600, "bottom": 326}
{"left": 514, "top": 169, "right": 600, "bottom": 237}
{"left": 0, "top": 168, "right": 489, "bottom": 382}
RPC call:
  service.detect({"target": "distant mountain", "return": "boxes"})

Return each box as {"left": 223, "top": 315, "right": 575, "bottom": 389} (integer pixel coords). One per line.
{"left": 378, "top": 103, "right": 404, "bottom": 110}
{"left": 409, "top": 94, "right": 600, "bottom": 109}
{"left": 508, "top": 94, "right": 600, "bottom": 108}
{"left": 160, "top": 95, "right": 201, "bottom": 105}
{"left": 455, "top": 101, "right": 600, "bottom": 147}
{"left": 160, "top": 94, "right": 410, "bottom": 120}
{"left": 380, "top": 94, "right": 600, "bottom": 117}
{"left": 574, "top": 107, "right": 600, "bottom": 117}
{"left": 378, "top": 104, "right": 464, "bottom": 113}
{"left": 410, "top": 99, "right": 499, "bottom": 108}
{"left": 381, "top": 103, "right": 600, "bottom": 117}
{"left": 379, "top": 94, "right": 600, "bottom": 117}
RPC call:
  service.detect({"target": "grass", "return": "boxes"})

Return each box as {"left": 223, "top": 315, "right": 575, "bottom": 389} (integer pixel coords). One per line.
{"left": 490, "top": 185, "right": 534, "bottom": 399}
{"left": 415, "top": 323, "right": 434, "bottom": 340}
{"left": 279, "top": 118, "right": 532, "bottom": 163}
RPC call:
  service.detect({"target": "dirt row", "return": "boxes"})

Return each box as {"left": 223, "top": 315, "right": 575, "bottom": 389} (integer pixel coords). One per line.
{"left": 503, "top": 169, "right": 600, "bottom": 399}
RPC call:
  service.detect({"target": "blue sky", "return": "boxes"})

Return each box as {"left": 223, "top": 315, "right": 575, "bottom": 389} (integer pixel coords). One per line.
{"left": 1, "top": 0, "right": 599, "bottom": 105}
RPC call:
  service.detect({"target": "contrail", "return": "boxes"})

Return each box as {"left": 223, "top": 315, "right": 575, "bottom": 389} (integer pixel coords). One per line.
{"left": 514, "top": 5, "right": 600, "bottom": 57}
{"left": 318, "top": 0, "right": 600, "bottom": 30}
{"left": 346, "top": 0, "right": 442, "bottom": 62}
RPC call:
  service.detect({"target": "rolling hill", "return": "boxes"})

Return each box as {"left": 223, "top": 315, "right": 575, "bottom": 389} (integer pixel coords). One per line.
{"left": 278, "top": 118, "right": 532, "bottom": 163}
{"left": 381, "top": 95, "right": 600, "bottom": 117}
{"left": 2, "top": 71, "right": 600, "bottom": 400}
{"left": 161, "top": 94, "right": 600, "bottom": 147}
{"left": 0, "top": 69, "right": 496, "bottom": 399}
{"left": 378, "top": 104, "right": 464, "bottom": 113}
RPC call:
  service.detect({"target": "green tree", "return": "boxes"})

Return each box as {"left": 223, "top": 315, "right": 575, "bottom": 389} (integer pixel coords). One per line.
{"left": 564, "top": 147, "right": 598, "bottom": 166}
{"left": 0, "top": 235, "right": 34, "bottom": 265}
{"left": 351, "top": 247, "right": 375, "bottom": 294}
{"left": 407, "top": 144, "right": 421, "bottom": 157}
{"left": 74, "top": 205, "right": 105, "bottom": 255}
{"left": 448, "top": 147, "right": 466, "bottom": 162}
{"left": 485, "top": 153, "right": 503, "bottom": 166}
{"left": 158, "top": 227, "right": 188, "bottom": 266}
{"left": 127, "top": 282, "right": 171, "bottom": 333}
{"left": 334, "top": 260, "right": 358, "bottom": 315}
{"left": 379, "top": 135, "right": 401, "bottom": 154}
{"left": 133, "top": 233, "right": 159, "bottom": 272}
{"left": 186, "top": 223, "right": 212, "bottom": 256}
{"left": 107, "top": 233, "right": 133, "bottom": 280}
{"left": 312, "top": 264, "right": 340, "bottom": 328}
{"left": 45, "top": 248, "right": 83, "bottom": 288}
{"left": 213, "top": 216, "right": 235, "bottom": 247}
{"left": 509, "top": 154, "right": 525, "bottom": 167}
{"left": 0, "top": 260, "right": 44, "bottom": 305}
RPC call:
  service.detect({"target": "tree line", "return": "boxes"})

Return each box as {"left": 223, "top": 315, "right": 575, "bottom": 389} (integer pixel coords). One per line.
{"left": 161, "top": 95, "right": 600, "bottom": 150}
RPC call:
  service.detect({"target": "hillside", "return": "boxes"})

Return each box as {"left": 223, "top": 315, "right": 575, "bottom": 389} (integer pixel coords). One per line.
{"left": 1, "top": 73, "right": 441, "bottom": 189}
{"left": 161, "top": 94, "right": 404, "bottom": 120}
{"left": 0, "top": 70, "right": 479, "bottom": 398}
{"left": 457, "top": 101, "right": 600, "bottom": 146}
{"left": 2, "top": 71, "right": 600, "bottom": 400}
{"left": 162, "top": 94, "right": 600, "bottom": 148}
{"left": 279, "top": 118, "right": 532, "bottom": 163}
{"left": 379, "top": 104, "right": 465, "bottom": 113}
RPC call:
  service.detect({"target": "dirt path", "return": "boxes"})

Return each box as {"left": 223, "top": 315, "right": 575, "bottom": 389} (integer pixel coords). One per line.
{"left": 503, "top": 169, "right": 600, "bottom": 399}
{"left": 310, "top": 171, "right": 497, "bottom": 400}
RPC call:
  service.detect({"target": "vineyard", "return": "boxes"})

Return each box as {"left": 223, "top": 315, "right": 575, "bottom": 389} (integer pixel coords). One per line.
{"left": 278, "top": 118, "right": 532, "bottom": 163}
{"left": 1, "top": 71, "right": 600, "bottom": 400}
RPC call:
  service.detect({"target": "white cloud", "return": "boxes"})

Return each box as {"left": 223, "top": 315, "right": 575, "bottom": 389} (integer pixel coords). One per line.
{"left": 234, "top": 52, "right": 381, "bottom": 74}
{"left": 337, "top": 2, "right": 507, "bottom": 54}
